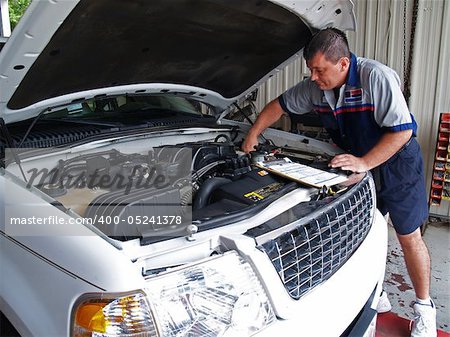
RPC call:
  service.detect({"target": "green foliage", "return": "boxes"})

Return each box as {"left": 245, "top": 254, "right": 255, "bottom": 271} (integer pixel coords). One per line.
{"left": 8, "top": 0, "right": 32, "bottom": 30}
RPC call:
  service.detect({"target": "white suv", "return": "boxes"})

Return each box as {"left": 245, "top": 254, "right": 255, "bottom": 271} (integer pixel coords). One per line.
{"left": 0, "top": 1, "right": 387, "bottom": 336}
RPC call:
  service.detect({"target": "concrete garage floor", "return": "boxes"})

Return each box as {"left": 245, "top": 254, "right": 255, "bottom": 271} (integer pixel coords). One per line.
{"left": 382, "top": 219, "right": 450, "bottom": 333}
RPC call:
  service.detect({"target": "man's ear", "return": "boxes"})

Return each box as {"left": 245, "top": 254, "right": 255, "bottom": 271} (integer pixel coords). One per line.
{"left": 340, "top": 57, "right": 350, "bottom": 72}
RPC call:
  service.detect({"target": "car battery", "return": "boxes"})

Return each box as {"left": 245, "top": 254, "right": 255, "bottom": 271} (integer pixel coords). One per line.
{"left": 211, "top": 169, "right": 286, "bottom": 205}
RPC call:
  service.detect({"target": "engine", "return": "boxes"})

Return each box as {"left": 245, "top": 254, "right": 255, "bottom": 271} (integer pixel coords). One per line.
{"left": 37, "top": 141, "right": 289, "bottom": 239}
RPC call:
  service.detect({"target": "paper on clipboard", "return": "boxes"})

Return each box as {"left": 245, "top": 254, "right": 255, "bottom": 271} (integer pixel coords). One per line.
{"left": 256, "top": 157, "right": 348, "bottom": 188}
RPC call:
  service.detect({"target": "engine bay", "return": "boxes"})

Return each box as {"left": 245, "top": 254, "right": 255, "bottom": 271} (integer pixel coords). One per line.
{"left": 8, "top": 134, "right": 349, "bottom": 241}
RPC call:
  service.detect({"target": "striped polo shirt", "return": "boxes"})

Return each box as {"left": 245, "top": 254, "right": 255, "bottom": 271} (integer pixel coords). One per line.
{"left": 279, "top": 53, "right": 417, "bottom": 157}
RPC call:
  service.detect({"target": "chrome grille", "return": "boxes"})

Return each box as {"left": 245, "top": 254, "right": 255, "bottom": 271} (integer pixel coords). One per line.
{"left": 258, "top": 176, "right": 375, "bottom": 300}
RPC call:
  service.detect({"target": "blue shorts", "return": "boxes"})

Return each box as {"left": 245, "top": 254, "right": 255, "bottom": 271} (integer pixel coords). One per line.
{"left": 373, "top": 138, "right": 429, "bottom": 235}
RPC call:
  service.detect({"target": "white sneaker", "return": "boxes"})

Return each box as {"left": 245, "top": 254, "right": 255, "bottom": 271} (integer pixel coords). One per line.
{"left": 410, "top": 300, "right": 437, "bottom": 337}
{"left": 376, "top": 290, "right": 392, "bottom": 313}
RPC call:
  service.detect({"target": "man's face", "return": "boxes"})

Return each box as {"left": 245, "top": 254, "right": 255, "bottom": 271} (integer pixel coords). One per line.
{"left": 306, "top": 52, "right": 349, "bottom": 90}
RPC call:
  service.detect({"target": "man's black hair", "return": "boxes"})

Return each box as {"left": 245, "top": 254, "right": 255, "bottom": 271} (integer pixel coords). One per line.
{"left": 303, "top": 28, "right": 350, "bottom": 63}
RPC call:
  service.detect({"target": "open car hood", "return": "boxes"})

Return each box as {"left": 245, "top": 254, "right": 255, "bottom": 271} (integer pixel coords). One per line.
{"left": 0, "top": 0, "right": 355, "bottom": 124}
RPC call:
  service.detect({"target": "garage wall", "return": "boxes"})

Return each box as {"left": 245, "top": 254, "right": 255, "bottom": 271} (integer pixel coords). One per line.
{"left": 254, "top": 0, "right": 450, "bottom": 218}
{"left": 410, "top": 0, "right": 450, "bottom": 217}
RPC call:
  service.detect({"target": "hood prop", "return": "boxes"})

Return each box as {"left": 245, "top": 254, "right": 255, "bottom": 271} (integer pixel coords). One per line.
{"left": 18, "top": 108, "right": 49, "bottom": 148}
{"left": 232, "top": 102, "right": 275, "bottom": 148}
{"left": 0, "top": 118, "right": 27, "bottom": 182}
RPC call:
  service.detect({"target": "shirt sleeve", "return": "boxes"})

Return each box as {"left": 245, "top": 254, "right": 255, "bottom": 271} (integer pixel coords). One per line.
{"left": 369, "top": 66, "right": 416, "bottom": 133}
{"left": 279, "top": 78, "right": 315, "bottom": 115}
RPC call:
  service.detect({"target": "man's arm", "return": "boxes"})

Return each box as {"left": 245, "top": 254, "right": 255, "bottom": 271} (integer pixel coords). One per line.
{"left": 241, "top": 98, "right": 285, "bottom": 153}
{"left": 330, "top": 129, "right": 413, "bottom": 172}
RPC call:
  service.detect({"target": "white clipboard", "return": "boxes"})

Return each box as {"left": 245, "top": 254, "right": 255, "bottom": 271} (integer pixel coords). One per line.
{"left": 256, "top": 157, "right": 348, "bottom": 188}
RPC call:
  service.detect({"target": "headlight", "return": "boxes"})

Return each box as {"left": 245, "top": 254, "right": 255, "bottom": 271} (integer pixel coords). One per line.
{"left": 72, "top": 251, "right": 275, "bottom": 337}
{"left": 146, "top": 251, "right": 275, "bottom": 336}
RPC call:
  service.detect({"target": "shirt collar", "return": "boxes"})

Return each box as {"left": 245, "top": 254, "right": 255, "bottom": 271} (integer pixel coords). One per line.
{"left": 346, "top": 53, "right": 360, "bottom": 87}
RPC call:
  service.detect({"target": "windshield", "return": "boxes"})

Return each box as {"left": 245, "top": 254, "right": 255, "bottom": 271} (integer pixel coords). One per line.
{"left": 42, "top": 94, "right": 210, "bottom": 122}
{"left": 1, "top": 94, "right": 216, "bottom": 159}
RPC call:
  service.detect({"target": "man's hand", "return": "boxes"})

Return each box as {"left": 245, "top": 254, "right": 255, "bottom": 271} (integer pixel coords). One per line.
{"left": 330, "top": 129, "right": 413, "bottom": 172}
{"left": 241, "top": 98, "right": 285, "bottom": 153}
{"left": 241, "top": 135, "right": 259, "bottom": 153}
{"left": 330, "top": 154, "right": 369, "bottom": 173}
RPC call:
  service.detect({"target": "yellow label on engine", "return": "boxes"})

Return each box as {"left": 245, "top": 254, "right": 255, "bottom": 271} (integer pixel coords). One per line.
{"left": 244, "top": 191, "right": 265, "bottom": 201}
{"left": 243, "top": 183, "right": 284, "bottom": 202}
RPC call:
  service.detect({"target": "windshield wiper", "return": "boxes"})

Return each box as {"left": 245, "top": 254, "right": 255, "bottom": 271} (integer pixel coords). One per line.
{"left": 43, "top": 117, "right": 121, "bottom": 128}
